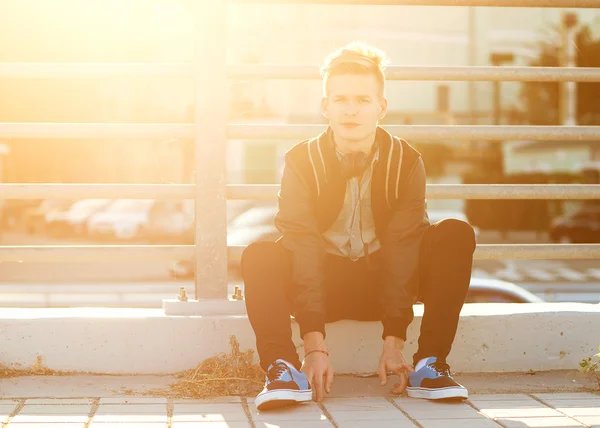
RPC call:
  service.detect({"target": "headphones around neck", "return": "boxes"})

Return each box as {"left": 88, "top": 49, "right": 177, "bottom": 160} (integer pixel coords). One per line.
{"left": 339, "top": 145, "right": 378, "bottom": 180}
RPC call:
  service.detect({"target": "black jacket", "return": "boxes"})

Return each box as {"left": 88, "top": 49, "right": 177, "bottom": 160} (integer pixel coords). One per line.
{"left": 275, "top": 126, "right": 430, "bottom": 340}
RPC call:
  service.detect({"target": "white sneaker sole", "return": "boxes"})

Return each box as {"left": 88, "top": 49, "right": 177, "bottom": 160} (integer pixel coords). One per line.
{"left": 407, "top": 386, "right": 468, "bottom": 400}
{"left": 255, "top": 389, "right": 313, "bottom": 410}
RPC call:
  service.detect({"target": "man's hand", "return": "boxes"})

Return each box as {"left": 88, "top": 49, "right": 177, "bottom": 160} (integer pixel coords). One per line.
{"left": 301, "top": 332, "right": 333, "bottom": 402}
{"left": 379, "top": 336, "right": 414, "bottom": 395}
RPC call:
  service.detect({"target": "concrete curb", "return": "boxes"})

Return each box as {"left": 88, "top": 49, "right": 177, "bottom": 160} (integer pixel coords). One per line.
{"left": 0, "top": 303, "right": 599, "bottom": 375}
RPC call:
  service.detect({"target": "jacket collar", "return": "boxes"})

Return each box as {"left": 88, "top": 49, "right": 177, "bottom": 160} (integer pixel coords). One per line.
{"left": 317, "top": 125, "right": 392, "bottom": 181}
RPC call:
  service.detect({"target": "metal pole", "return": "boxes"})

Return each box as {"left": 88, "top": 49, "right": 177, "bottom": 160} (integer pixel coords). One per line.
{"left": 562, "top": 11, "right": 578, "bottom": 126}
{"left": 493, "top": 81, "right": 501, "bottom": 126}
{"left": 468, "top": 6, "right": 477, "bottom": 125}
{"left": 193, "top": 0, "right": 229, "bottom": 299}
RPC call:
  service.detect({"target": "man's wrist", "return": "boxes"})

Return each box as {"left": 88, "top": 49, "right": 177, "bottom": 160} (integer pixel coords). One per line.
{"left": 303, "top": 331, "right": 326, "bottom": 352}
{"left": 383, "top": 336, "right": 405, "bottom": 350}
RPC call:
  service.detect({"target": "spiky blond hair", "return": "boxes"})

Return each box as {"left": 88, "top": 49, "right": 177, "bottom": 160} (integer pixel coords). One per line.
{"left": 320, "top": 42, "right": 389, "bottom": 97}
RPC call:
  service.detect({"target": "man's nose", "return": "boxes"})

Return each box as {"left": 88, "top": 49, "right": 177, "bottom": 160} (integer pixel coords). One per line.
{"left": 343, "top": 102, "right": 359, "bottom": 116}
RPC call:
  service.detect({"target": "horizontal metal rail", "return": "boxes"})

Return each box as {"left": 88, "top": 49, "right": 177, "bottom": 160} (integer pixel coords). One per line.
{"left": 1, "top": 123, "right": 600, "bottom": 141}
{"left": 0, "top": 63, "right": 192, "bottom": 79}
{"left": 0, "top": 245, "right": 192, "bottom": 263}
{"left": 1, "top": 184, "right": 600, "bottom": 200}
{"left": 3, "top": 64, "right": 600, "bottom": 83}
{"left": 229, "top": 65, "right": 600, "bottom": 82}
{"left": 0, "top": 123, "right": 189, "bottom": 139}
{"left": 233, "top": 0, "right": 600, "bottom": 7}
{"left": 0, "top": 244, "right": 598, "bottom": 262}
{"left": 229, "top": 184, "right": 600, "bottom": 200}
{"left": 0, "top": 184, "right": 192, "bottom": 200}
{"left": 228, "top": 125, "right": 600, "bottom": 141}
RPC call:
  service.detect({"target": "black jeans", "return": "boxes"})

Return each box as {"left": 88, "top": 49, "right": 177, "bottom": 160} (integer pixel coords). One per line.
{"left": 241, "top": 218, "right": 476, "bottom": 371}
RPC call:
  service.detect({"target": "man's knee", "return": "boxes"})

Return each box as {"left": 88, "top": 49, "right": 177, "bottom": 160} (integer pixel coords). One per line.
{"left": 434, "top": 218, "right": 476, "bottom": 251}
{"left": 241, "top": 241, "right": 279, "bottom": 269}
{"left": 241, "top": 241, "right": 287, "bottom": 283}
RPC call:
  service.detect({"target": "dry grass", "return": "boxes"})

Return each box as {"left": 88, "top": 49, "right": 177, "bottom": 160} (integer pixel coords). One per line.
{"left": 142, "top": 335, "right": 264, "bottom": 399}
{"left": 0, "top": 356, "right": 79, "bottom": 378}
{"left": 0, "top": 336, "right": 265, "bottom": 399}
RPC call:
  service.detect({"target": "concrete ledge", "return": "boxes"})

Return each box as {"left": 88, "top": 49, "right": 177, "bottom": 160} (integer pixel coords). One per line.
{"left": 0, "top": 303, "right": 599, "bottom": 375}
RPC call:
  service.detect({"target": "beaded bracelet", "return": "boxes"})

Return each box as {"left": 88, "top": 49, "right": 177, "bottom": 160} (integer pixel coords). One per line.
{"left": 304, "top": 349, "right": 329, "bottom": 359}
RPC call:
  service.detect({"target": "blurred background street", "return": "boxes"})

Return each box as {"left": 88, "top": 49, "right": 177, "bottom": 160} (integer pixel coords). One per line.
{"left": 0, "top": 2, "right": 599, "bottom": 310}
{"left": 1, "top": 226, "right": 598, "bottom": 308}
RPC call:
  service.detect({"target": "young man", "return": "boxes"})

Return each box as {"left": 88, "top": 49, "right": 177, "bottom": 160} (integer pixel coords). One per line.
{"left": 241, "top": 42, "right": 476, "bottom": 410}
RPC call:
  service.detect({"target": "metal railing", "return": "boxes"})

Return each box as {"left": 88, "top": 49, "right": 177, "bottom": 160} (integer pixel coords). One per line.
{"left": 1, "top": 0, "right": 599, "bottom": 301}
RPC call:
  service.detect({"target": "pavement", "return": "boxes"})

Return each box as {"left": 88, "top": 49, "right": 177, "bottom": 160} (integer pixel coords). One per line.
{"left": 0, "top": 372, "right": 599, "bottom": 427}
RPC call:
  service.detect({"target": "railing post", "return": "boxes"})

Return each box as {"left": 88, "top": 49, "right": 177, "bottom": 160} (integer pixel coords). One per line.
{"left": 193, "top": 0, "right": 229, "bottom": 299}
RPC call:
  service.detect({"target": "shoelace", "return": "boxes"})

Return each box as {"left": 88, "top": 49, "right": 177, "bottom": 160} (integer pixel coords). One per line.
{"left": 266, "top": 362, "right": 289, "bottom": 382}
{"left": 429, "top": 361, "right": 452, "bottom": 377}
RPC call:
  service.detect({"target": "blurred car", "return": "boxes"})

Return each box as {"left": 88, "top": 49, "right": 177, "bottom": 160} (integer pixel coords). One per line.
{"left": 170, "top": 206, "right": 489, "bottom": 281}
{"left": 45, "top": 199, "right": 113, "bottom": 238}
{"left": 169, "top": 203, "right": 279, "bottom": 279}
{"left": 23, "top": 199, "right": 74, "bottom": 234}
{"left": 147, "top": 200, "right": 195, "bottom": 243}
{"left": 549, "top": 204, "right": 600, "bottom": 243}
{"left": 0, "top": 199, "right": 43, "bottom": 230}
{"left": 427, "top": 210, "right": 480, "bottom": 241}
{"left": 87, "top": 199, "right": 156, "bottom": 240}
{"left": 464, "top": 277, "right": 543, "bottom": 303}
{"left": 0, "top": 199, "right": 4, "bottom": 238}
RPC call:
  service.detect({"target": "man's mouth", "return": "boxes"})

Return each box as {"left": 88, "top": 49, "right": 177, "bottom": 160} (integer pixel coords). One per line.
{"left": 341, "top": 123, "right": 360, "bottom": 129}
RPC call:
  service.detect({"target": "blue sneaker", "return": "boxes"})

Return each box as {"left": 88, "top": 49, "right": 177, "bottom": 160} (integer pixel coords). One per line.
{"left": 408, "top": 357, "right": 468, "bottom": 400}
{"left": 255, "top": 359, "right": 312, "bottom": 411}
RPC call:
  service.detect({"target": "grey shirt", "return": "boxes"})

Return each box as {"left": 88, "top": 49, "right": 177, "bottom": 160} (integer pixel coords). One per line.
{"left": 322, "top": 148, "right": 382, "bottom": 260}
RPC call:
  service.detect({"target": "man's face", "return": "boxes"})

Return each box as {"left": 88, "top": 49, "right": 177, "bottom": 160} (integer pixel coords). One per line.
{"left": 321, "top": 73, "right": 388, "bottom": 144}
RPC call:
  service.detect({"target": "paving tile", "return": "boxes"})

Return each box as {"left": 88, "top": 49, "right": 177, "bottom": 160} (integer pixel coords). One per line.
{"left": 89, "top": 423, "right": 167, "bottom": 428}
{"left": 401, "top": 407, "right": 485, "bottom": 420}
{"left": 92, "top": 404, "right": 167, "bottom": 423}
{"left": 470, "top": 399, "right": 559, "bottom": 418}
{"left": 558, "top": 405, "right": 600, "bottom": 417}
{"left": 24, "top": 398, "right": 92, "bottom": 405}
{"left": 173, "top": 397, "right": 242, "bottom": 404}
{"left": 573, "top": 415, "right": 600, "bottom": 427}
{"left": 253, "top": 422, "right": 333, "bottom": 427}
{"left": 99, "top": 397, "right": 168, "bottom": 405}
{"left": 393, "top": 397, "right": 472, "bottom": 407}
{"left": 416, "top": 418, "right": 500, "bottom": 428}
{"left": 533, "top": 393, "right": 600, "bottom": 400}
{"left": 470, "top": 394, "right": 532, "bottom": 401}
{"left": 250, "top": 402, "right": 327, "bottom": 422}
{"left": 1, "top": 403, "right": 18, "bottom": 416}
{"left": 6, "top": 424, "right": 85, "bottom": 428}
{"left": 1, "top": 410, "right": 12, "bottom": 424}
{"left": 171, "top": 403, "right": 248, "bottom": 422}
{"left": 497, "top": 416, "right": 585, "bottom": 427}
{"left": 394, "top": 399, "right": 477, "bottom": 413}
{"left": 470, "top": 399, "right": 543, "bottom": 409}
{"left": 172, "top": 423, "right": 251, "bottom": 428}
{"left": 322, "top": 397, "right": 396, "bottom": 412}
{"left": 174, "top": 403, "right": 246, "bottom": 414}
{"left": 478, "top": 407, "right": 563, "bottom": 419}
{"left": 11, "top": 404, "right": 91, "bottom": 423}
{"left": 0, "top": 400, "right": 20, "bottom": 405}
{"left": 337, "top": 420, "right": 418, "bottom": 428}
{"left": 328, "top": 410, "right": 412, "bottom": 421}
{"left": 542, "top": 399, "right": 600, "bottom": 407}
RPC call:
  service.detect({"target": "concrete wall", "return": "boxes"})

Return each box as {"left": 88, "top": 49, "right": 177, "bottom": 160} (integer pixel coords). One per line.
{"left": 1, "top": 303, "right": 599, "bottom": 375}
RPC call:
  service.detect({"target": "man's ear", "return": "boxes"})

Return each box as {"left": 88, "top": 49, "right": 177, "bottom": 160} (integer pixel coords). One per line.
{"left": 379, "top": 97, "right": 388, "bottom": 120}
{"left": 321, "top": 97, "right": 329, "bottom": 119}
